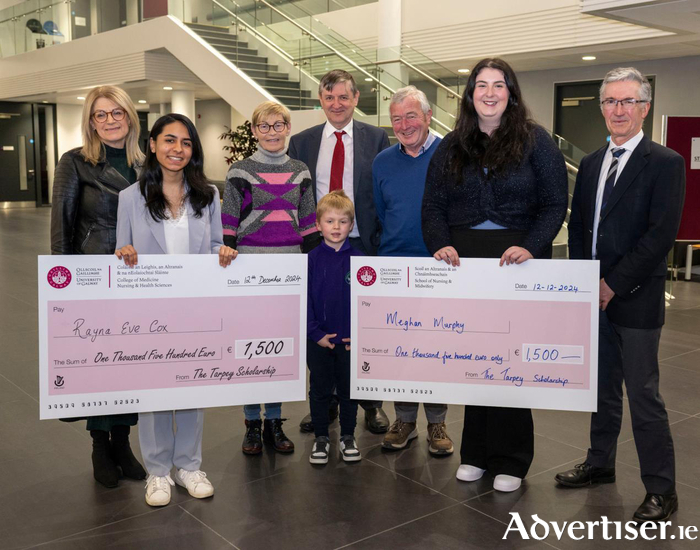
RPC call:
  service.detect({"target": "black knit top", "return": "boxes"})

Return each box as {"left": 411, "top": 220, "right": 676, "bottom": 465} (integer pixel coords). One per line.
{"left": 421, "top": 125, "right": 568, "bottom": 258}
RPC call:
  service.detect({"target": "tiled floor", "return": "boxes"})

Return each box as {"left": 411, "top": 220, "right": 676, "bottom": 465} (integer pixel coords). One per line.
{"left": 1, "top": 207, "right": 699, "bottom": 550}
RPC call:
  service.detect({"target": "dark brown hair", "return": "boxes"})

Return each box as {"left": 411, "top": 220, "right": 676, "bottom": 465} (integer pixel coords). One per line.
{"left": 447, "top": 58, "right": 534, "bottom": 181}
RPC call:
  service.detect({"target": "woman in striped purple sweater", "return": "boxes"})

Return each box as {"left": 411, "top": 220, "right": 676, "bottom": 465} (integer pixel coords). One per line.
{"left": 222, "top": 101, "right": 318, "bottom": 455}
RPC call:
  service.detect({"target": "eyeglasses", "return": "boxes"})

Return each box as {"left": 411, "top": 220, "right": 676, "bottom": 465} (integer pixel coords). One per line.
{"left": 255, "top": 121, "right": 287, "bottom": 134}
{"left": 92, "top": 109, "right": 126, "bottom": 123}
{"left": 600, "top": 98, "right": 648, "bottom": 110}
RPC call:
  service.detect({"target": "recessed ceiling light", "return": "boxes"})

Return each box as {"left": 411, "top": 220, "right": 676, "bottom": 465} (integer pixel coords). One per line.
{"left": 163, "top": 86, "right": 173, "bottom": 91}
{"left": 364, "top": 77, "right": 373, "bottom": 82}
{"left": 457, "top": 69, "right": 470, "bottom": 74}
{"left": 138, "top": 100, "right": 147, "bottom": 104}
{"left": 582, "top": 55, "right": 596, "bottom": 61}
{"left": 41, "top": 100, "right": 48, "bottom": 103}
{"left": 77, "top": 96, "right": 85, "bottom": 100}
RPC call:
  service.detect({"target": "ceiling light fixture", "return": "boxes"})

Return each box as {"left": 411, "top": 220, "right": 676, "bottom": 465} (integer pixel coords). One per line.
{"left": 364, "top": 77, "right": 373, "bottom": 82}
{"left": 138, "top": 100, "right": 147, "bottom": 104}
{"left": 77, "top": 96, "right": 85, "bottom": 100}
{"left": 582, "top": 55, "right": 596, "bottom": 61}
{"left": 457, "top": 69, "right": 470, "bottom": 74}
{"left": 163, "top": 86, "right": 173, "bottom": 91}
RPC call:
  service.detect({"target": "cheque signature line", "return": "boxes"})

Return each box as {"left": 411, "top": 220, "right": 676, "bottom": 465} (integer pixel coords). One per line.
{"left": 54, "top": 357, "right": 222, "bottom": 369}
{"left": 363, "top": 328, "right": 511, "bottom": 335}
{"left": 176, "top": 373, "right": 295, "bottom": 382}
{"left": 227, "top": 284, "right": 300, "bottom": 287}
{"left": 54, "top": 327, "right": 223, "bottom": 340}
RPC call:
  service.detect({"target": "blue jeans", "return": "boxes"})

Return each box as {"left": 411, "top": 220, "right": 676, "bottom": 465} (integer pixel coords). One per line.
{"left": 243, "top": 403, "right": 282, "bottom": 421}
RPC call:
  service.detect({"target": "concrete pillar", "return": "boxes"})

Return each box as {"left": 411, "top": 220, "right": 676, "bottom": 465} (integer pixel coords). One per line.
{"left": 171, "top": 91, "right": 195, "bottom": 121}
{"left": 376, "top": 0, "right": 407, "bottom": 123}
{"left": 126, "top": 0, "right": 139, "bottom": 26}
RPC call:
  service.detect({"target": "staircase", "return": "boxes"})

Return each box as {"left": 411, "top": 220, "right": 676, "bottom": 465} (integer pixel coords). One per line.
{"left": 186, "top": 22, "right": 319, "bottom": 110}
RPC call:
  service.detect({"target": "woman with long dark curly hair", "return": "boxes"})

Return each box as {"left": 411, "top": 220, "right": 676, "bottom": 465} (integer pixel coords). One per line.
{"left": 422, "top": 58, "right": 568, "bottom": 492}
{"left": 115, "top": 113, "right": 236, "bottom": 506}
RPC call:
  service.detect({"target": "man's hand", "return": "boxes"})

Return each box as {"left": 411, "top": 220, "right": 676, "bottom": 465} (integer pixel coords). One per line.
{"left": 600, "top": 278, "right": 615, "bottom": 311}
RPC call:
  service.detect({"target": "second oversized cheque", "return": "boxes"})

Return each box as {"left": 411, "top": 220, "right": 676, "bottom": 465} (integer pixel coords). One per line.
{"left": 350, "top": 257, "right": 600, "bottom": 413}
{"left": 39, "top": 254, "right": 307, "bottom": 419}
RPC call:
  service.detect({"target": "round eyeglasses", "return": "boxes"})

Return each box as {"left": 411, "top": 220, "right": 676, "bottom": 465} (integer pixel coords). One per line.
{"left": 256, "top": 121, "right": 287, "bottom": 134}
{"left": 92, "top": 109, "right": 126, "bottom": 123}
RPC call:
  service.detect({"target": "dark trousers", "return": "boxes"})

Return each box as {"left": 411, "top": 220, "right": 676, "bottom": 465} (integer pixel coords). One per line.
{"left": 307, "top": 339, "right": 358, "bottom": 438}
{"left": 587, "top": 310, "right": 675, "bottom": 494}
{"left": 450, "top": 227, "right": 536, "bottom": 478}
{"left": 460, "top": 406, "right": 534, "bottom": 478}
{"left": 348, "top": 235, "right": 382, "bottom": 410}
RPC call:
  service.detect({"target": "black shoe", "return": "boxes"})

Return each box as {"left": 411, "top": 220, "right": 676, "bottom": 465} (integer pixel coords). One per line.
{"left": 110, "top": 425, "right": 147, "bottom": 480}
{"left": 242, "top": 419, "right": 263, "bottom": 455}
{"left": 90, "top": 430, "right": 119, "bottom": 488}
{"left": 299, "top": 413, "right": 314, "bottom": 433}
{"left": 555, "top": 462, "right": 616, "bottom": 487}
{"left": 364, "top": 407, "right": 390, "bottom": 434}
{"left": 633, "top": 493, "right": 678, "bottom": 522}
{"left": 263, "top": 418, "right": 295, "bottom": 453}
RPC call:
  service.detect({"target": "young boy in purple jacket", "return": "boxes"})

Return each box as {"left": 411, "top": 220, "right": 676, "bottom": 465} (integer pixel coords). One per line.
{"left": 307, "top": 190, "right": 362, "bottom": 465}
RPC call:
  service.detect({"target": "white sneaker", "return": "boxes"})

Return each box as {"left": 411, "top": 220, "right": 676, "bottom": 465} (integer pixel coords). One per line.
{"left": 493, "top": 474, "right": 522, "bottom": 492}
{"left": 309, "top": 436, "right": 330, "bottom": 465}
{"left": 456, "top": 464, "right": 486, "bottom": 482}
{"left": 174, "top": 469, "right": 214, "bottom": 498}
{"left": 145, "top": 474, "right": 174, "bottom": 506}
{"left": 339, "top": 435, "right": 362, "bottom": 462}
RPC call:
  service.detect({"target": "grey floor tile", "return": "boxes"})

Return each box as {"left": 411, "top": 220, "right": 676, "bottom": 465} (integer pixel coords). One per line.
{"left": 27, "top": 506, "right": 236, "bottom": 550}
{"left": 659, "top": 364, "right": 700, "bottom": 416}
{"left": 616, "top": 416, "right": 700, "bottom": 491}
{"left": 343, "top": 502, "right": 552, "bottom": 549}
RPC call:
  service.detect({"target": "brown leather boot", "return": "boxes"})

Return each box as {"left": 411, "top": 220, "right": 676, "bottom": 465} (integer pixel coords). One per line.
{"left": 242, "top": 419, "right": 263, "bottom": 455}
{"left": 263, "top": 418, "right": 294, "bottom": 453}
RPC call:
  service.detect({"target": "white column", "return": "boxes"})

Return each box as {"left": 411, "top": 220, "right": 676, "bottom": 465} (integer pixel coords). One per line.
{"left": 376, "top": 0, "right": 407, "bottom": 121}
{"left": 126, "top": 0, "right": 139, "bottom": 26}
{"left": 171, "top": 91, "right": 195, "bottom": 121}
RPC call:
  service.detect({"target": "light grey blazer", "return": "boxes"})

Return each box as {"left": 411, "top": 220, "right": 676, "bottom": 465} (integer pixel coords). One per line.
{"left": 116, "top": 182, "right": 224, "bottom": 254}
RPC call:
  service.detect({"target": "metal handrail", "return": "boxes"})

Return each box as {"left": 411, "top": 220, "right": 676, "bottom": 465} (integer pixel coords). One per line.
{"left": 256, "top": 0, "right": 392, "bottom": 91}
{"left": 376, "top": 57, "right": 459, "bottom": 101}
{"left": 212, "top": 0, "right": 294, "bottom": 63}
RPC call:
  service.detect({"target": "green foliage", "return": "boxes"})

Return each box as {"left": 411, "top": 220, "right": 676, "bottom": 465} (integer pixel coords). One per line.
{"left": 219, "top": 120, "right": 257, "bottom": 165}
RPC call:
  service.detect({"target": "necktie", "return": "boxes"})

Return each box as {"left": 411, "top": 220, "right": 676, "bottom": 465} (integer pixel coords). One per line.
{"left": 601, "top": 147, "right": 626, "bottom": 212}
{"left": 329, "top": 131, "right": 346, "bottom": 192}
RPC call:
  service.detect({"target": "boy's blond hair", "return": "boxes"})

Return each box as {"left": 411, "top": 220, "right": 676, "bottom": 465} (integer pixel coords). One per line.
{"left": 316, "top": 190, "right": 355, "bottom": 223}
{"left": 251, "top": 101, "right": 291, "bottom": 126}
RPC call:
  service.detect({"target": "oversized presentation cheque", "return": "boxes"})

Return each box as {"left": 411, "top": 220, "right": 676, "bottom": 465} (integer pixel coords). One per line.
{"left": 38, "top": 254, "right": 307, "bottom": 419}
{"left": 351, "top": 258, "right": 599, "bottom": 412}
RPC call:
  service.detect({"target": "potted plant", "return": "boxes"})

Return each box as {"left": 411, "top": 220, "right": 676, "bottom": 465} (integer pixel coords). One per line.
{"left": 219, "top": 120, "right": 257, "bottom": 165}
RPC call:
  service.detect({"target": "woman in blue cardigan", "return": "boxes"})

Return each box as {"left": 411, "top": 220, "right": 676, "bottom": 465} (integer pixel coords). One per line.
{"left": 116, "top": 113, "right": 236, "bottom": 506}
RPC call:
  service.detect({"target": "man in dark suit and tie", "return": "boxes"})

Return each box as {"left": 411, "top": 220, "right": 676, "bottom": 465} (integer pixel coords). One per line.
{"left": 555, "top": 67, "right": 685, "bottom": 522}
{"left": 289, "top": 69, "right": 390, "bottom": 433}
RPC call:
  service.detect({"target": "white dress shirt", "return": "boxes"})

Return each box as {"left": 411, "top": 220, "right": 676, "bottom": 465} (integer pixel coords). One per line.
{"left": 316, "top": 120, "right": 359, "bottom": 238}
{"left": 592, "top": 130, "right": 644, "bottom": 258}
{"left": 163, "top": 206, "right": 190, "bottom": 255}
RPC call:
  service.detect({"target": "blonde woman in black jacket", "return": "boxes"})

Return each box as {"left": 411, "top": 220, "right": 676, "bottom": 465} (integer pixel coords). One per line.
{"left": 51, "top": 85, "right": 147, "bottom": 488}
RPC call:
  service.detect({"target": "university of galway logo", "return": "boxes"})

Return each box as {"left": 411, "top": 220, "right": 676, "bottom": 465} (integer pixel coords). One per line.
{"left": 54, "top": 375, "right": 65, "bottom": 388}
{"left": 47, "top": 266, "right": 71, "bottom": 289}
{"left": 357, "top": 266, "right": 377, "bottom": 287}
{"left": 361, "top": 361, "right": 370, "bottom": 372}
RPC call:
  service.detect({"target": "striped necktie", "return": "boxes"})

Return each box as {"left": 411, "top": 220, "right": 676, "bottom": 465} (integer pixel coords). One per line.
{"left": 601, "top": 147, "right": 626, "bottom": 212}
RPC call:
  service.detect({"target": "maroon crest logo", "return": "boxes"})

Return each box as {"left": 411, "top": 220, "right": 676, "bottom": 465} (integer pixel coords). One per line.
{"left": 357, "top": 266, "right": 377, "bottom": 287}
{"left": 47, "top": 266, "right": 71, "bottom": 289}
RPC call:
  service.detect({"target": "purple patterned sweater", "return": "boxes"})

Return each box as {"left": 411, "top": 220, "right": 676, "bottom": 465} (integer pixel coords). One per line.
{"left": 222, "top": 148, "right": 318, "bottom": 253}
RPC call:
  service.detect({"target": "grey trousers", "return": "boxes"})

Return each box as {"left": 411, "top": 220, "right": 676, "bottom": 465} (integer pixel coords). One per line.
{"left": 395, "top": 402, "right": 447, "bottom": 423}
{"left": 587, "top": 311, "right": 675, "bottom": 494}
{"left": 138, "top": 409, "right": 204, "bottom": 476}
